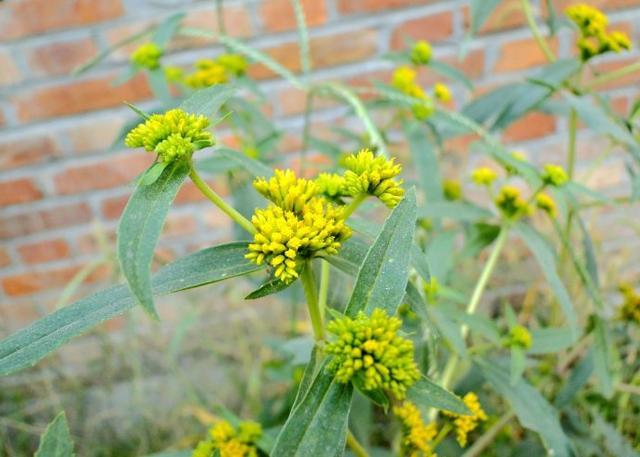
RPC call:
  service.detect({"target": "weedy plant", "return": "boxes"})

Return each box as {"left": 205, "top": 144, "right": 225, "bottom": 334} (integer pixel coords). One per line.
{"left": 2, "top": 1, "right": 640, "bottom": 456}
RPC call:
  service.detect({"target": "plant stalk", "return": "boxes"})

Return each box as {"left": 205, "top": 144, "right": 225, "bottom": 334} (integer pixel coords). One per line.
{"left": 462, "top": 410, "right": 516, "bottom": 457}
{"left": 318, "top": 260, "right": 330, "bottom": 322}
{"left": 585, "top": 61, "right": 640, "bottom": 89}
{"left": 567, "top": 108, "right": 578, "bottom": 180}
{"left": 343, "top": 194, "right": 367, "bottom": 219}
{"left": 189, "top": 166, "right": 255, "bottom": 234}
{"left": 520, "top": 0, "right": 556, "bottom": 62}
{"left": 346, "top": 431, "right": 370, "bottom": 457}
{"left": 301, "top": 262, "right": 325, "bottom": 342}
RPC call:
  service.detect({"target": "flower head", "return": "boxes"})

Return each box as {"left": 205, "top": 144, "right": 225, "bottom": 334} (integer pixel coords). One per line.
{"left": 443, "top": 179, "right": 462, "bottom": 201}
{"left": 246, "top": 201, "right": 351, "bottom": 283}
{"left": 164, "top": 66, "right": 185, "bottom": 83}
{"left": 495, "top": 185, "right": 529, "bottom": 218}
{"left": 326, "top": 309, "right": 420, "bottom": 399}
{"left": 393, "top": 401, "right": 438, "bottom": 457}
{"left": 392, "top": 66, "right": 419, "bottom": 94}
{"left": 315, "top": 172, "right": 348, "bottom": 200}
{"left": 343, "top": 149, "right": 405, "bottom": 208}
{"left": 410, "top": 40, "right": 432, "bottom": 65}
{"left": 444, "top": 392, "right": 488, "bottom": 448}
{"left": 618, "top": 283, "right": 640, "bottom": 324}
{"left": 125, "top": 109, "right": 214, "bottom": 162}
{"left": 602, "top": 30, "right": 632, "bottom": 52}
{"left": 535, "top": 192, "right": 557, "bottom": 217}
{"left": 503, "top": 325, "right": 533, "bottom": 349}
{"left": 471, "top": 167, "right": 498, "bottom": 186}
{"left": 186, "top": 59, "right": 229, "bottom": 88}
{"left": 566, "top": 4, "right": 632, "bottom": 60}
{"left": 193, "top": 420, "right": 261, "bottom": 457}
{"left": 542, "top": 164, "right": 568, "bottom": 187}
{"left": 412, "top": 102, "right": 434, "bottom": 120}
{"left": 131, "top": 42, "right": 163, "bottom": 70}
{"left": 434, "top": 82, "right": 452, "bottom": 103}
{"left": 253, "top": 169, "right": 318, "bottom": 214}
{"left": 217, "top": 53, "right": 248, "bottom": 76}
{"left": 566, "top": 4, "right": 608, "bottom": 37}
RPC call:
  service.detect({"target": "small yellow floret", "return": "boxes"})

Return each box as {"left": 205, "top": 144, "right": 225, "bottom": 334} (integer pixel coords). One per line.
{"left": 535, "top": 192, "right": 557, "bottom": 217}
{"left": 326, "top": 309, "right": 420, "bottom": 399}
{"left": 253, "top": 169, "right": 318, "bottom": 214}
{"left": 471, "top": 167, "right": 497, "bottom": 186}
{"left": 393, "top": 401, "right": 438, "bottom": 457}
{"left": 315, "top": 172, "right": 348, "bottom": 199}
{"left": 618, "top": 283, "right": 640, "bottom": 324}
{"left": 443, "top": 392, "right": 488, "bottom": 448}
{"left": 495, "top": 185, "right": 529, "bottom": 218}
{"left": 185, "top": 59, "right": 229, "bottom": 88}
{"left": 193, "top": 419, "right": 261, "bottom": 457}
{"left": 504, "top": 325, "right": 533, "bottom": 349}
{"left": 164, "top": 66, "right": 184, "bottom": 83}
{"left": 443, "top": 179, "right": 462, "bottom": 201}
{"left": 392, "top": 66, "right": 418, "bottom": 94}
{"left": 342, "top": 149, "right": 404, "bottom": 208}
{"left": 542, "top": 164, "right": 568, "bottom": 187}
{"left": 411, "top": 40, "right": 433, "bottom": 65}
{"left": 433, "top": 82, "right": 452, "bottom": 103}
{"left": 131, "top": 42, "right": 163, "bottom": 70}
{"left": 566, "top": 4, "right": 608, "bottom": 37}
{"left": 217, "top": 53, "right": 248, "bottom": 76}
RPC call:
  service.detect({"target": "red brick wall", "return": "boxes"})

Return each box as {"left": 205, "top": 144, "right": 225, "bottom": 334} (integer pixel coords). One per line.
{"left": 1, "top": 0, "right": 639, "bottom": 332}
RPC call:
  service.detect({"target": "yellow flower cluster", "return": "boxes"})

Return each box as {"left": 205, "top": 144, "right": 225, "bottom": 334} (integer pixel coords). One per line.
{"left": 125, "top": 109, "right": 214, "bottom": 162}
{"left": 343, "top": 149, "right": 405, "bottom": 208}
{"left": 253, "top": 169, "right": 318, "bottom": 214}
{"left": 326, "top": 309, "right": 420, "bottom": 399}
{"left": 495, "top": 185, "right": 530, "bottom": 219}
{"left": 315, "top": 172, "right": 348, "bottom": 200}
{"left": 192, "top": 420, "right": 262, "bottom": 457}
{"left": 433, "top": 83, "right": 452, "bottom": 103}
{"left": 535, "top": 192, "right": 557, "bottom": 217}
{"left": 542, "top": 164, "right": 568, "bottom": 187}
{"left": 618, "top": 283, "right": 640, "bottom": 324}
{"left": 164, "top": 66, "right": 185, "bottom": 83}
{"left": 411, "top": 40, "right": 433, "bottom": 65}
{"left": 471, "top": 167, "right": 498, "bottom": 187}
{"left": 443, "top": 179, "right": 462, "bottom": 201}
{"left": 184, "top": 54, "right": 247, "bottom": 88}
{"left": 130, "top": 42, "right": 163, "bottom": 70}
{"left": 444, "top": 392, "right": 488, "bottom": 448}
{"left": 504, "top": 325, "right": 533, "bottom": 349}
{"left": 391, "top": 67, "right": 433, "bottom": 120}
{"left": 566, "top": 4, "right": 632, "bottom": 60}
{"left": 246, "top": 199, "right": 351, "bottom": 284}
{"left": 393, "top": 401, "right": 438, "bottom": 457}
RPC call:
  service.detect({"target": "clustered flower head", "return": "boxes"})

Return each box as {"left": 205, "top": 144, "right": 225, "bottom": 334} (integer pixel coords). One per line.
{"left": 443, "top": 392, "right": 488, "bottom": 448}
{"left": 315, "top": 172, "right": 349, "bottom": 200}
{"left": 343, "top": 149, "right": 405, "bottom": 208}
{"left": 253, "top": 169, "right": 319, "bottom": 214}
{"left": 184, "top": 54, "right": 247, "bottom": 88}
{"left": 471, "top": 167, "right": 498, "bottom": 187}
{"left": 326, "top": 309, "right": 421, "bottom": 399}
{"left": 391, "top": 67, "right": 433, "bottom": 120}
{"left": 411, "top": 40, "right": 433, "bottom": 65}
{"left": 443, "top": 179, "right": 462, "bottom": 201}
{"left": 618, "top": 283, "right": 640, "bottom": 324}
{"left": 495, "top": 185, "right": 530, "bottom": 219}
{"left": 433, "top": 82, "right": 452, "bottom": 103}
{"left": 536, "top": 192, "right": 557, "bottom": 217}
{"left": 130, "top": 42, "right": 163, "bottom": 70}
{"left": 125, "top": 108, "right": 214, "bottom": 163}
{"left": 566, "top": 4, "right": 632, "bottom": 60}
{"left": 192, "top": 420, "right": 262, "bottom": 457}
{"left": 393, "top": 401, "right": 438, "bottom": 457}
{"left": 542, "top": 164, "right": 569, "bottom": 187}
{"left": 164, "top": 66, "right": 185, "bottom": 83}
{"left": 503, "top": 325, "right": 533, "bottom": 349}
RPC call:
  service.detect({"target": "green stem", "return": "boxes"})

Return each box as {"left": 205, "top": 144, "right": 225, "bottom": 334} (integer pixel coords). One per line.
{"left": 300, "top": 89, "right": 316, "bottom": 175}
{"left": 520, "top": 0, "right": 556, "bottom": 62}
{"left": 318, "top": 260, "right": 330, "bottom": 322}
{"left": 346, "top": 430, "right": 370, "bottom": 457}
{"left": 431, "top": 423, "right": 452, "bottom": 448}
{"left": 585, "top": 61, "right": 640, "bottom": 89}
{"left": 189, "top": 166, "right": 255, "bottom": 234}
{"left": 343, "top": 194, "right": 367, "bottom": 219}
{"left": 301, "top": 262, "right": 325, "bottom": 342}
{"left": 567, "top": 108, "right": 578, "bottom": 180}
{"left": 461, "top": 410, "right": 516, "bottom": 457}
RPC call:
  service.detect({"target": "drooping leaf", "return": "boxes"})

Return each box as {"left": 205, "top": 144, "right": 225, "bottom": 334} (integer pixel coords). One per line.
{"left": 429, "top": 60, "right": 473, "bottom": 90}
{"left": 117, "top": 160, "right": 190, "bottom": 317}
{"left": 152, "top": 12, "right": 185, "bottom": 48}
{"left": 271, "top": 363, "right": 353, "bottom": 457}
{"left": 0, "top": 243, "right": 262, "bottom": 376}
{"left": 404, "top": 121, "right": 443, "bottom": 201}
{"left": 179, "top": 84, "right": 235, "bottom": 119}
{"left": 515, "top": 223, "right": 578, "bottom": 340}
{"left": 555, "top": 352, "right": 593, "bottom": 408}
{"left": 344, "top": 189, "right": 417, "bottom": 317}
{"left": 407, "top": 376, "right": 469, "bottom": 415}
{"left": 35, "top": 412, "right": 75, "bottom": 457}
{"left": 480, "top": 360, "right": 576, "bottom": 457}
{"left": 140, "top": 161, "right": 169, "bottom": 186}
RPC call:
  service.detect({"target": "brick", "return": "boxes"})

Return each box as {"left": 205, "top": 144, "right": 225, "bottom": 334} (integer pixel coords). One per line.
{"left": 0, "top": 0, "right": 124, "bottom": 41}
{"left": 175, "top": 180, "right": 228, "bottom": 205}
{"left": 503, "top": 112, "right": 556, "bottom": 142}
{"left": 26, "top": 37, "right": 98, "bottom": 77}
{"left": 66, "top": 116, "right": 126, "bottom": 154}
{"left": 53, "top": 153, "right": 152, "bottom": 195}
{"left": 0, "top": 247, "right": 10, "bottom": 268}
{"left": 163, "top": 215, "right": 198, "bottom": 237}
{"left": 0, "top": 135, "right": 59, "bottom": 171}
{"left": 101, "top": 194, "right": 129, "bottom": 220}
{"left": 0, "top": 110, "right": 5, "bottom": 128}
{"left": 102, "top": 20, "right": 154, "bottom": 60}
{"left": 2, "top": 263, "right": 109, "bottom": 297}
{"left": 0, "top": 202, "right": 92, "bottom": 239}
{"left": 495, "top": 37, "right": 559, "bottom": 73}
{"left": 249, "top": 29, "right": 378, "bottom": 80}
{"left": 390, "top": 11, "right": 455, "bottom": 49}
{"left": 13, "top": 73, "right": 152, "bottom": 122}
{"left": 584, "top": 56, "right": 640, "bottom": 91}
{"left": 462, "top": 0, "right": 526, "bottom": 34}
{"left": 261, "top": 0, "right": 327, "bottom": 32}
{"left": 17, "top": 238, "right": 71, "bottom": 264}
{"left": 174, "top": 5, "right": 252, "bottom": 49}
{"left": 337, "top": 0, "right": 432, "bottom": 14}
{"left": 0, "top": 50, "right": 21, "bottom": 86}
{"left": 0, "top": 178, "right": 42, "bottom": 207}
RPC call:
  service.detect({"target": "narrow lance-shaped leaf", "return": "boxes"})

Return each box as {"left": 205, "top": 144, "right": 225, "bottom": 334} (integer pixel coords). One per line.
{"left": 35, "top": 412, "right": 75, "bottom": 457}
{"left": 118, "top": 160, "right": 190, "bottom": 317}
{"left": 0, "top": 242, "right": 263, "bottom": 376}
{"left": 152, "top": 12, "right": 185, "bottom": 48}
{"left": 407, "top": 377, "right": 469, "bottom": 415}
{"left": 592, "top": 316, "right": 616, "bottom": 398}
{"left": 344, "top": 188, "right": 417, "bottom": 317}
{"left": 179, "top": 84, "right": 236, "bottom": 120}
{"left": 404, "top": 121, "right": 443, "bottom": 202}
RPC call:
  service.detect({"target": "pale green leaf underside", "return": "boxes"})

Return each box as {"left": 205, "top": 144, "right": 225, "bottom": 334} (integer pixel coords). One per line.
{"left": 407, "top": 377, "right": 469, "bottom": 415}
{"left": 35, "top": 412, "right": 75, "bottom": 457}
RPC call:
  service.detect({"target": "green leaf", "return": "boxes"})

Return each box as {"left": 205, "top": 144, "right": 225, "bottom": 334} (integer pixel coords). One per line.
{"left": 425, "top": 231, "right": 455, "bottom": 282}
{"left": 480, "top": 360, "right": 575, "bottom": 457}
{"left": 428, "top": 60, "right": 473, "bottom": 90}
{"left": 404, "top": 121, "right": 443, "bottom": 201}
{"left": 510, "top": 346, "right": 526, "bottom": 385}
{"left": 179, "top": 84, "right": 235, "bottom": 119}
{"left": 152, "top": 12, "right": 185, "bottom": 48}
{"left": 592, "top": 316, "right": 615, "bottom": 398}
{"left": 117, "top": 160, "right": 190, "bottom": 317}
{"left": 142, "top": 452, "right": 191, "bottom": 457}
{"left": 528, "top": 327, "right": 575, "bottom": 354}
{"left": 245, "top": 276, "right": 292, "bottom": 299}
{"left": 429, "top": 307, "right": 467, "bottom": 357}
{"left": 528, "top": 58, "right": 581, "bottom": 88}
{"left": 592, "top": 413, "right": 640, "bottom": 457}
{"left": 271, "top": 363, "right": 353, "bottom": 457}
{"left": 515, "top": 223, "right": 578, "bottom": 340}
{"left": 0, "top": 243, "right": 262, "bottom": 376}
{"left": 470, "top": 0, "right": 501, "bottom": 33}
{"left": 462, "top": 83, "right": 525, "bottom": 125}
{"left": 555, "top": 352, "right": 593, "bottom": 408}
{"left": 141, "top": 161, "right": 169, "bottom": 186}
{"left": 344, "top": 189, "right": 417, "bottom": 317}
{"left": 407, "top": 377, "right": 469, "bottom": 415}
{"left": 437, "top": 306, "right": 500, "bottom": 344}
{"left": 35, "top": 412, "right": 75, "bottom": 457}
{"left": 419, "top": 201, "right": 493, "bottom": 222}
{"left": 148, "top": 67, "right": 172, "bottom": 106}
{"left": 214, "top": 148, "right": 273, "bottom": 178}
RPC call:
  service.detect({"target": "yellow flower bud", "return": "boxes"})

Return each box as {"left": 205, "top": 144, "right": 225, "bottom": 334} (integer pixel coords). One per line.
{"left": 542, "top": 164, "right": 568, "bottom": 187}
{"left": 194, "top": 419, "right": 261, "bottom": 457}
{"left": 443, "top": 179, "right": 462, "bottom": 201}
{"left": 471, "top": 167, "right": 498, "bottom": 186}
{"left": 443, "top": 392, "right": 488, "bottom": 448}
{"left": 535, "top": 192, "right": 557, "bottom": 217}
{"left": 495, "top": 185, "right": 530, "bottom": 219}
{"left": 410, "top": 40, "right": 433, "bottom": 65}
{"left": 342, "top": 149, "right": 405, "bottom": 208}
{"left": 253, "top": 169, "right": 318, "bottom": 214}
{"left": 185, "top": 59, "right": 229, "bottom": 88}
{"left": 504, "top": 325, "right": 533, "bottom": 349}
{"left": 130, "top": 42, "right": 163, "bottom": 70}
{"left": 433, "top": 82, "right": 452, "bottom": 103}
{"left": 217, "top": 53, "right": 248, "bottom": 76}
{"left": 393, "top": 401, "right": 438, "bottom": 456}
{"left": 618, "top": 283, "right": 640, "bottom": 325}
